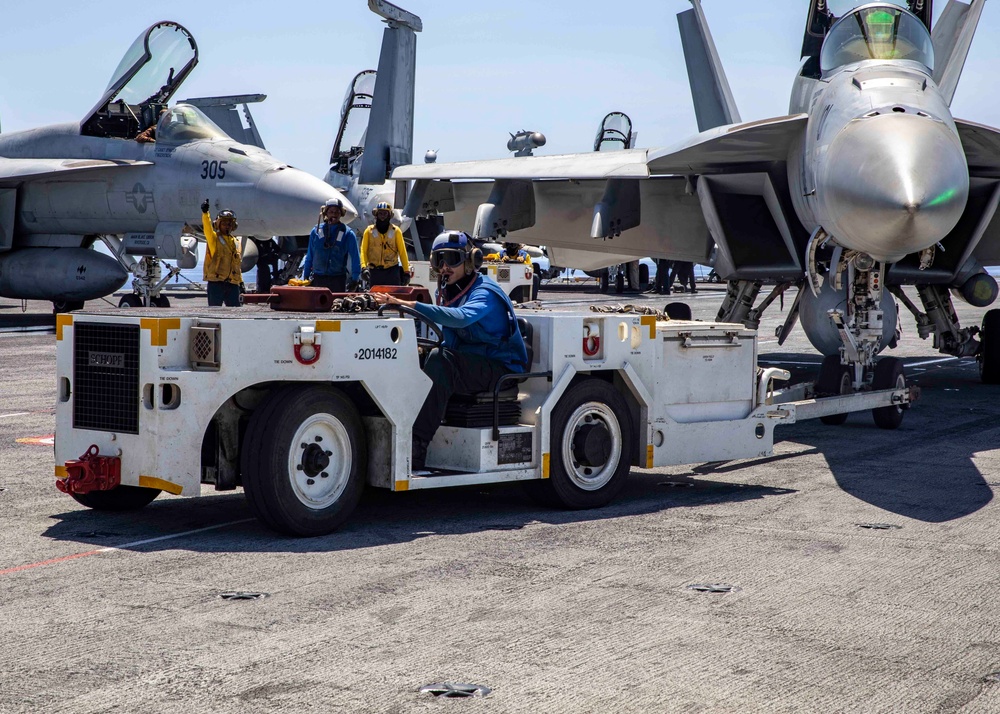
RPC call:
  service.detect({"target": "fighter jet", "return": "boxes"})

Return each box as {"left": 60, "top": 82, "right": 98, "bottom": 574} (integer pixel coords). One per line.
{"left": 324, "top": 0, "right": 432, "bottom": 257}
{"left": 394, "top": 0, "right": 1000, "bottom": 397}
{"left": 0, "top": 20, "right": 356, "bottom": 310}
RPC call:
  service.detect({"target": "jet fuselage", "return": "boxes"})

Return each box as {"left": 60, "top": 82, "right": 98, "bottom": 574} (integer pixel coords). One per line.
{"left": 788, "top": 63, "right": 969, "bottom": 264}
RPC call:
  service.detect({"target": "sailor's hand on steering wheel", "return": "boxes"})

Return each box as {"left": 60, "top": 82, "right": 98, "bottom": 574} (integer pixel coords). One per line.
{"left": 373, "top": 292, "right": 416, "bottom": 308}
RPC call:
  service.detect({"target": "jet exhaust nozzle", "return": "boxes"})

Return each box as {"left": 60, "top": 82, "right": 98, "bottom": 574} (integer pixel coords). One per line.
{"left": 819, "top": 113, "right": 969, "bottom": 263}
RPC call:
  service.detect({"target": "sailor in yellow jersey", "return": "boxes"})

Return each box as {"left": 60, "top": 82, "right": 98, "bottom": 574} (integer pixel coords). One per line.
{"left": 201, "top": 198, "right": 243, "bottom": 306}
{"left": 361, "top": 202, "right": 410, "bottom": 287}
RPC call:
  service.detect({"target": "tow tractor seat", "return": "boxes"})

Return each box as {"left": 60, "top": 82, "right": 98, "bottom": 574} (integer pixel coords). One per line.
{"left": 443, "top": 318, "right": 533, "bottom": 428}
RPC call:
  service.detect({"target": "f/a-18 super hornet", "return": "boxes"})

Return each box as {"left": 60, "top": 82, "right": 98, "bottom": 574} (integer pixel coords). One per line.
{"left": 0, "top": 20, "right": 355, "bottom": 310}
{"left": 395, "top": 0, "right": 1000, "bottom": 399}
{"left": 323, "top": 0, "right": 436, "bottom": 258}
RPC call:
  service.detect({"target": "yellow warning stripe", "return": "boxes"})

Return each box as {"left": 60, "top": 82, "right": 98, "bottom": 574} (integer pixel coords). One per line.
{"left": 316, "top": 320, "right": 341, "bottom": 332}
{"left": 641, "top": 315, "right": 656, "bottom": 339}
{"left": 140, "top": 318, "right": 181, "bottom": 346}
{"left": 646, "top": 444, "right": 654, "bottom": 469}
{"left": 138, "top": 475, "right": 183, "bottom": 495}
{"left": 394, "top": 480, "right": 409, "bottom": 492}
{"left": 54, "top": 465, "right": 68, "bottom": 478}
{"left": 55, "top": 314, "right": 73, "bottom": 341}
{"left": 541, "top": 453, "right": 550, "bottom": 479}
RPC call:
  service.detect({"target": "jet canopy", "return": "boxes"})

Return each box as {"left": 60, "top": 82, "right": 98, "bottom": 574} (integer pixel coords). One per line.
{"left": 820, "top": 5, "right": 934, "bottom": 72}
{"left": 594, "top": 112, "right": 633, "bottom": 152}
{"left": 155, "top": 103, "right": 230, "bottom": 144}
{"left": 330, "top": 70, "right": 377, "bottom": 175}
{"left": 82, "top": 21, "right": 199, "bottom": 139}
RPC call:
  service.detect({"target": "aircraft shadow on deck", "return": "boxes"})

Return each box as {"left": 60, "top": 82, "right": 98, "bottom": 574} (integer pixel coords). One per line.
{"left": 756, "top": 355, "right": 997, "bottom": 523}
{"left": 42, "top": 473, "right": 795, "bottom": 555}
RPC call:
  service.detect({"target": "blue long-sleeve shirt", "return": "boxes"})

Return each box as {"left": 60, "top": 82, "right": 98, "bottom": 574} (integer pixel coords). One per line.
{"left": 302, "top": 222, "right": 361, "bottom": 281}
{"left": 411, "top": 275, "right": 528, "bottom": 372}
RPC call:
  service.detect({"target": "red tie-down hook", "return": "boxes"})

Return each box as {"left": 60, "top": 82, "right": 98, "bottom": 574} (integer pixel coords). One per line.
{"left": 582, "top": 323, "right": 601, "bottom": 357}
{"left": 294, "top": 325, "right": 322, "bottom": 365}
{"left": 57, "top": 444, "right": 121, "bottom": 495}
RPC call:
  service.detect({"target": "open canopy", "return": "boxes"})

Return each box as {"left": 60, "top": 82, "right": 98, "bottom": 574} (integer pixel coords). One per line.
{"left": 820, "top": 4, "right": 935, "bottom": 72}
{"left": 330, "top": 70, "right": 377, "bottom": 174}
{"left": 594, "top": 112, "right": 633, "bottom": 152}
{"left": 82, "top": 21, "right": 198, "bottom": 139}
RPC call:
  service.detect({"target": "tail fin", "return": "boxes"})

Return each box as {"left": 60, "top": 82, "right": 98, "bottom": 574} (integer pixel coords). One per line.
{"left": 358, "top": 0, "right": 422, "bottom": 185}
{"left": 677, "top": 0, "right": 741, "bottom": 132}
{"left": 933, "top": 0, "right": 987, "bottom": 106}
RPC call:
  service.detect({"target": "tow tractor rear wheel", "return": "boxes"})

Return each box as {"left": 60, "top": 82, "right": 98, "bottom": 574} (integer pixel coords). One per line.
{"left": 525, "top": 379, "right": 632, "bottom": 509}
{"left": 70, "top": 485, "right": 161, "bottom": 511}
{"left": 871, "top": 357, "right": 906, "bottom": 430}
{"left": 980, "top": 309, "right": 1000, "bottom": 384}
{"left": 53, "top": 300, "right": 85, "bottom": 313}
{"left": 816, "top": 354, "right": 851, "bottom": 426}
{"left": 241, "top": 385, "right": 365, "bottom": 536}
{"left": 151, "top": 295, "right": 170, "bottom": 308}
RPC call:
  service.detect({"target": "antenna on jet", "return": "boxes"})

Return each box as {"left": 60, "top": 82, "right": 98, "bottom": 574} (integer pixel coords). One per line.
{"left": 368, "top": 0, "right": 422, "bottom": 32}
{"left": 508, "top": 130, "right": 546, "bottom": 157}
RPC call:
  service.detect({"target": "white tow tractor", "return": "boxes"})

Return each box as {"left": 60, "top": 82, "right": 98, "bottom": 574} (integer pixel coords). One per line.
{"left": 52, "top": 304, "right": 915, "bottom": 536}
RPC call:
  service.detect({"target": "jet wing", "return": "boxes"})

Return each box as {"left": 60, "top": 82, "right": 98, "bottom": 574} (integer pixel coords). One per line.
{"left": 956, "top": 119, "right": 1000, "bottom": 179}
{"left": 394, "top": 115, "right": 808, "bottom": 183}
{"left": 0, "top": 158, "right": 153, "bottom": 186}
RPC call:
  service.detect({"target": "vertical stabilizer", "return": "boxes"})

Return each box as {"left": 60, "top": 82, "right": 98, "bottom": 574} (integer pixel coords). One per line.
{"left": 358, "top": 1, "right": 422, "bottom": 185}
{"left": 183, "top": 95, "right": 267, "bottom": 149}
{"left": 932, "top": 0, "right": 986, "bottom": 106}
{"left": 677, "top": 0, "right": 742, "bottom": 132}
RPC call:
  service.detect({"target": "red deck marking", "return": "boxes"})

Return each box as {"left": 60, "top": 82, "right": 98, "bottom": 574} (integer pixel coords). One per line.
{"left": 0, "top": 549, "right": 105, "bottom": 576}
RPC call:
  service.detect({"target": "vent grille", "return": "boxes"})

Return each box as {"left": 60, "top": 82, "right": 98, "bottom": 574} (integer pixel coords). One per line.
{"left": 73, "top": 322, "right": 140, "bottom": 434}
{"left": 498, "top": 267, "right": 511, "bottom": 282}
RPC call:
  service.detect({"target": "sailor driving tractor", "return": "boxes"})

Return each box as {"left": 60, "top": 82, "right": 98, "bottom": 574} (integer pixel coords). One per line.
{"left": 485, "top": 241, "right": 532, "bottom": 265}
{"left": 374, "top": 230, "right": 528, "bottom": 471}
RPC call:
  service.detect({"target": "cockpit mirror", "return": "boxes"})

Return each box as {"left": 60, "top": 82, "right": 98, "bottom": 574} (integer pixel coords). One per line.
{"left": 330, "top": 69, "right": 377, "bottom": 171}
{"left": 82, "top": 21, "right": 198, "bottom": 139}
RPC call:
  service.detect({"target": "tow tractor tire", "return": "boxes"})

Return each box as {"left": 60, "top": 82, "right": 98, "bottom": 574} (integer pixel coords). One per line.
{"left": 525, "top": 379, "right": 633, "bottom": 509}
{"left": 118, "top": 294, "right": 144, "bottom": 308}
{"left": 599, "top": 270, "right": 610, "bottom": 294}
{"left": 980, "top": 309, "right": 1000, "bottom": 384}
{"left": 151, "top": 295, "right": 170, "bottom": 308}
{"left": 531, "top": 272, "right": 540, "bottom": 300}
{"left": 241, "top": 385, "right": 366, "bottom": 537}
{"left": 871, "top": 357, "right": 906, "bottom": 430}
{"left": 816, "top": 354, "right": 851, "bottom": 426}
{"left": 70, "top": 485, "right": 161, "bottom": 511}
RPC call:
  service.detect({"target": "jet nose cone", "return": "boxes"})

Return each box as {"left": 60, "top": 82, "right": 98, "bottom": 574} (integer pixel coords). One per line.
{"left": 252, "top": 167, "right": 358, "bottom": 235}
{"left": 819, "top": 114, "right": 969, "bottom": 262}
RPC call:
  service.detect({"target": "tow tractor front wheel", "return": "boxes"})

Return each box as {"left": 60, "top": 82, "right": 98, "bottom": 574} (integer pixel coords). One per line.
{"left": 70, "top": 486, "right": 160, "bottom": 511}
{"left": 241, "top": 385, "right": 366, "bottom": 536}
{"left": 525, "top": 379, "right": 632, "bottom": 509}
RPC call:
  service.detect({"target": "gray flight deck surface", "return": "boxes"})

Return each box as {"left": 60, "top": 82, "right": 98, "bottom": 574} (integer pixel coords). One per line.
{"left": 1, "top": 281, "right": 999, "bottom": 713}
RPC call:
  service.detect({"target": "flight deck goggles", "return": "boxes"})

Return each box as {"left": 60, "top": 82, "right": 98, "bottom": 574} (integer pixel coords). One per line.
{"left": 429, "top": 249, "right": 466, "bottom": 270}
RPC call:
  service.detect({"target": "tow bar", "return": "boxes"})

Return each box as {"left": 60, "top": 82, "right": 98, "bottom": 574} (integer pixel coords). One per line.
{"left": 56, "top": 445, "right": 121, "bottom": 495}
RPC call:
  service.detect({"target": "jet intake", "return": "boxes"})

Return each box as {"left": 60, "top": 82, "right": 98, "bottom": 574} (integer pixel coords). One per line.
{"left": 818, "top": 113, "right": 969, "bottom": 263}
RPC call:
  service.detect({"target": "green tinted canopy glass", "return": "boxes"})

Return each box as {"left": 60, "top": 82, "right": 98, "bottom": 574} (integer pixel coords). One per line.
{"left": 820, "top": 5, "right": 934, "bottom": 71}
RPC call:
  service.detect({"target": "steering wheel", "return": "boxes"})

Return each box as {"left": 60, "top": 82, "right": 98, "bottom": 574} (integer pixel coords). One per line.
{"left": 377, "top": 303, "right": 445, "bottom": 352}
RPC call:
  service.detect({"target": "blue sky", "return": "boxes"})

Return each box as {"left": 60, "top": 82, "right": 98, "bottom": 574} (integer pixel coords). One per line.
{"left": 1, "top": 1, "right": 997, "bottom": 179}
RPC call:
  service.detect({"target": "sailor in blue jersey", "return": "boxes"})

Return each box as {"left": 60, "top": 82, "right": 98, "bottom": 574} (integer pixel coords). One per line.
{"left": 374, "top": 231, "right": 528, "bottom": 471}
{"left": 302, "top": 198, "right": 361, "bottom": 292}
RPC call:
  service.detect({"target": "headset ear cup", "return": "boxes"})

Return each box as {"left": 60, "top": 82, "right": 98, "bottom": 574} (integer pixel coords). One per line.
{"left": 470, "top": 247, "right": 483, "bottom": 271}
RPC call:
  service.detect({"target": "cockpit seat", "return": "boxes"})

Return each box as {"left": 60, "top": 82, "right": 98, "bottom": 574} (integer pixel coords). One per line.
{"left": 443, "top": 318, "right": 533, "bottom": 428}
